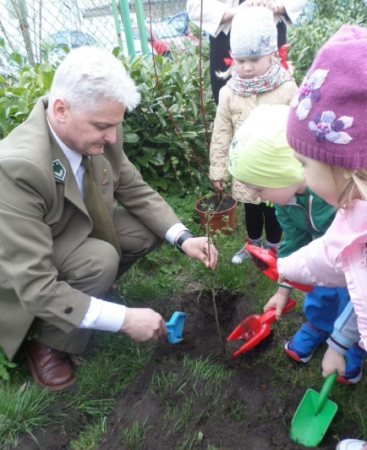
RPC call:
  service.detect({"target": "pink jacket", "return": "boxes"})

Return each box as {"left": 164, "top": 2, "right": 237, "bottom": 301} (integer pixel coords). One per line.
{"left": 277, "top": 199, "right": 367, "bottom": 350}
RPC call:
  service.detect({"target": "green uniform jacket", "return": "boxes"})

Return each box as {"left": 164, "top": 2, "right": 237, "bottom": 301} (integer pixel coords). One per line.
{"left": 0, "top": 97, "right": 180, "bottom": 359}
{"left": 276, "top": 187, "right": 336, "bottom": 259}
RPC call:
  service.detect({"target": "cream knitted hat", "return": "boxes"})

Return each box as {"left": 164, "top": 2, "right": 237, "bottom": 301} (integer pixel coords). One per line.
{"left": 230, "top": 7, "right": 277, "bottom": 59}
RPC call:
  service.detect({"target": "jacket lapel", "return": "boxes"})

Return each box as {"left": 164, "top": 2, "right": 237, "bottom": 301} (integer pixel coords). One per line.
{"left": 48, "top": 127, "right": 90, "bottom": 218}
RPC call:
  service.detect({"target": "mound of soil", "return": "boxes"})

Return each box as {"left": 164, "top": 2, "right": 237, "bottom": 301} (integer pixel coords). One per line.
{"left": 13, "top": 291, "right": 355, "bottom": 450}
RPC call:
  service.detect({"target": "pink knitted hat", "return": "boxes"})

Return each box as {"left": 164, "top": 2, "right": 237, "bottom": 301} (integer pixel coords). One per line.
{"left": 286, "top": 25, "right": 367, "bottom": 170}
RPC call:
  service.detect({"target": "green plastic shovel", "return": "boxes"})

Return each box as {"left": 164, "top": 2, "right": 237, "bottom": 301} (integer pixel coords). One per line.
{"left": 290, "top": 373, "right": 338, "bottom": 447}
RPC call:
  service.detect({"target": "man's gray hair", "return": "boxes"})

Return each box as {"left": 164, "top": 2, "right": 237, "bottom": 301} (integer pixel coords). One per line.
{"left": 48, "top": 46, "right": 141, "bottom": 112}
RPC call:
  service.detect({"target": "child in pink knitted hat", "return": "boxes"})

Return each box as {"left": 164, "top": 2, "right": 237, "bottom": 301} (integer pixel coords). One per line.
{"left": 277, "top": 25, "right": 367, "bottom": 450}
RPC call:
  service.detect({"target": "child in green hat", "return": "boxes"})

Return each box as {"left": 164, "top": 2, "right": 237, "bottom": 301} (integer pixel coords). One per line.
{"left": 228, "top": 103, "right": 365, "bottom": 384}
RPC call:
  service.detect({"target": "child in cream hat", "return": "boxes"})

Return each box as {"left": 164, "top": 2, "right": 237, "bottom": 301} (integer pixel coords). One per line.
{"left": 209, "top": 6, "right": 297, "bottom": 264}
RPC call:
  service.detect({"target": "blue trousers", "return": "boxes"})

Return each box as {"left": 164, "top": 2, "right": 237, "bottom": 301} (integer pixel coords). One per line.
{"left": 304, "top": 285, "right": 350, "bottom": 333}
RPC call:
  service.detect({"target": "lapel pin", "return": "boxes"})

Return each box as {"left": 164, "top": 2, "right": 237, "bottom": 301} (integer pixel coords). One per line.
{"left": 52, "top": 159, "right": 67, "bottom": 183}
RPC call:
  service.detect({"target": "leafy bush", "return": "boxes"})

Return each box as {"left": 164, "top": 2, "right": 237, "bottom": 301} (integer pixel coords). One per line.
{"left": 0, "top": 38, "right": 54, "bottom": 138}
{"left": 289, "top": 0, "right": 367, "bottom": 84}
{"left": 122, "top": 44, "right": 216, "bottom": 194}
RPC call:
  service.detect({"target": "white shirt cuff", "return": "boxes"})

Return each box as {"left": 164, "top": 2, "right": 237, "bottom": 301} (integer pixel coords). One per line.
{"left": 165, "top": 223, "right": 188, "bottom": 245}
{"left": 78, "top": 297, "right": 126, "bottom": 332}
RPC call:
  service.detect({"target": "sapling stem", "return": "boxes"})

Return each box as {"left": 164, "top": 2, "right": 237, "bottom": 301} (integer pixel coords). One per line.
{"left": 204, "top": 203, "right": 223, "bottom": 345}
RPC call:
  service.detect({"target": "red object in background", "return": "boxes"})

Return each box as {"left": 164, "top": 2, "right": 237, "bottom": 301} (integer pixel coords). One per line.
{"left": 278, "top": 44, "right": 290, "bottom": 70}
{"left": 223, "top": 51, "right": 233, "bottom": 66}
{"left": 227, "top": 298, "right": 297, "bottom": 357}
{"left": 133, "top": 23, "right": 198, "bottom": 56}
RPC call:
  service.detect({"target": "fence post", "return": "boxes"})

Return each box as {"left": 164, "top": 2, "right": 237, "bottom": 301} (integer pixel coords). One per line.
{"left": 118, "top": 0, "right": 135, "bottom": 58}
{"left": 111, "top": 0, "right": 124, "bottom": 52}
{"left": 134, "top": 0, "right": 149, "bottom": 56}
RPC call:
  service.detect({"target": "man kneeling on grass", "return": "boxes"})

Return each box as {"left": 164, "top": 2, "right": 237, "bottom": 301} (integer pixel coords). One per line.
{"left": 0, "top": 46, "right": 218, "bottom": 392}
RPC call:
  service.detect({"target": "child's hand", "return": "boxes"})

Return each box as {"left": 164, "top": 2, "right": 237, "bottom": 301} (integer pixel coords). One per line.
{"left": 264, "top": 290, "right": 289, "bottom": 320}
{"left": 213, "top": 180, "right": 226, "bottom": 191}
{"left": 322, "top": 346, "right": 346, "bottom": 378}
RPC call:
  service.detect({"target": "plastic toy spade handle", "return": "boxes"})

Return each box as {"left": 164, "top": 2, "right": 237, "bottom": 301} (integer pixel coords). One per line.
{"left": 316, "top": 372, "right": 337, "bottom": 414}
{"left": 259, "top": 298, "right": 297, "bottom": 325}
{"left": 165, "top": 311, "right": 187, "bottom": 344}
{"left": 245, "top": 244, "right": 313, "bottom": 292}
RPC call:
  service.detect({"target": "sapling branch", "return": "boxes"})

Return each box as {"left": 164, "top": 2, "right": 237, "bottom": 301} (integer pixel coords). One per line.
{"left": 204, "top": 202, "right": 223, "bottom": 345}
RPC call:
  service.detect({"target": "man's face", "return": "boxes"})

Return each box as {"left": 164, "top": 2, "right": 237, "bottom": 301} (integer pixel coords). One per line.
{"left": 59, "top": 98, "right": 126, "bottom": 156}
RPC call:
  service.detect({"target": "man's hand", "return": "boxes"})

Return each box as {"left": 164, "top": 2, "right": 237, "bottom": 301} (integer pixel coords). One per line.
{"left": 322, "top": 346, "right": 346, "bottom": 378}
{"left": 181, "top": 237, "right": 218, "bottom": 270}
{"left": 120, "top": 308, "right": 167, "bottom": 342}
{"left": 263, "top": 287, "right": 290, "bottom": 319}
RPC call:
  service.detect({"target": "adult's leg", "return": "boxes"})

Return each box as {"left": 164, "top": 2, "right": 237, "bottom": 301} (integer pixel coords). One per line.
{"left": 209, "top": 32, "right": 231, "bottom": 105}
{"left": 276, "top": 20, "right": 287, "bottom": 47}
{"left": 36, "top": 237, "right": 120, "bottom": 354}
{"left": 113, "top": 206, "right": 164, "bottom": 279}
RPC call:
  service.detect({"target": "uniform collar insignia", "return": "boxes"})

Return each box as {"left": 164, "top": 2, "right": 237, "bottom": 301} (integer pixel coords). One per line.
{"left": 52, "top": 158, "right": 67, "bottom": 182}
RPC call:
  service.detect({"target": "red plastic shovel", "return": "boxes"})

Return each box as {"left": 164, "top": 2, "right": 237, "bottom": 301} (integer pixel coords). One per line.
{"left": 227, "top": 298, "right": 297, "bottom": 357}
{"left": 245, "top": 244, "right": 313, "bottom": 292}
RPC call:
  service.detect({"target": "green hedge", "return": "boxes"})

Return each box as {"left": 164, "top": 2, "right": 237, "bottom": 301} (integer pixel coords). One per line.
{"left": 289, "top": 0, "right": 367, "bottom": 85}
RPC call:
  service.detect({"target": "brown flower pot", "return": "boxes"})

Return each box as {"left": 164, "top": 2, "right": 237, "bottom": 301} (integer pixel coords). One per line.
{"left": 195, "top": 193, "right": 237, "bottom": 235}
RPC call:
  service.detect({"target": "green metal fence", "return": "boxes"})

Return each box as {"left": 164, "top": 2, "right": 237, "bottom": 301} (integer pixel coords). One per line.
{"left": 0, "top": 0, "right": 187, "bottom": 64}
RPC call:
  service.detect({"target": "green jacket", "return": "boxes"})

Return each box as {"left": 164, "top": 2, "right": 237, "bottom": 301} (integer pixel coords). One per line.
{"left": 276, "top": 187, "right": 336, "bottom": 259}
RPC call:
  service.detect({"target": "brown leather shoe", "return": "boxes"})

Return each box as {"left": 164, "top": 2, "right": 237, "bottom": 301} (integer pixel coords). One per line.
{"left": 24, "top": 340, "right": 76, "bottom": 392}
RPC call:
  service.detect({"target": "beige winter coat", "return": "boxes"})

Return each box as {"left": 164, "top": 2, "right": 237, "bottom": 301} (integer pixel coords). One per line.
{"left": 209, "top": 80, "right": 297, "bottom": 203}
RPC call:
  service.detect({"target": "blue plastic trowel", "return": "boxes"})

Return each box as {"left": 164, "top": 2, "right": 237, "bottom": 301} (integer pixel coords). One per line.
{"left": 165, "top": 311, "right": 187, "bottom": 344}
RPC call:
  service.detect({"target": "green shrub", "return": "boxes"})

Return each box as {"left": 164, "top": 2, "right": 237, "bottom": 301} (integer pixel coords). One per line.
{"left": 289, "top": 0, "right": 367, "bottom": 84}
{"left": 122, "top": 44, "right": 216, "bottom": 194}
{"left": 0, "top": 38, "right": 54, "bottom": 138}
